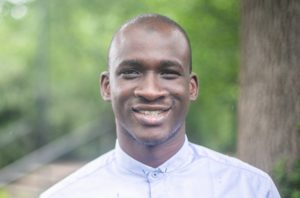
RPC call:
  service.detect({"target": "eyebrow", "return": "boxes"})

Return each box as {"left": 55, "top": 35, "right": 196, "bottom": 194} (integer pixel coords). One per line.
{"left": 117, "top": 59, "right": 184, "bottom": 72}
{"left": 119, "top": 59, "right": 143, "bottom": 67}
{"left": 159, "top": 60, "right": 183, "bottom": 68}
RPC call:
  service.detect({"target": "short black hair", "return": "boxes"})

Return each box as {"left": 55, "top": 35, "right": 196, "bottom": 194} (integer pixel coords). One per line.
{"left": 108, "top": 14, "right": 192, "bottom": 72}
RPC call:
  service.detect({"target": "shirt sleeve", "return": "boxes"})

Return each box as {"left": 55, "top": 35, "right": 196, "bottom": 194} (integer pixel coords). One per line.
{"left": 267, "top": 176, "right": 281, "bottom": 198}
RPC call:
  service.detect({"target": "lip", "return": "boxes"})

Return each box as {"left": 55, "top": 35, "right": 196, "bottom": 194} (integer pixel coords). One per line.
{"left": 132, "top": 104, "right": 171, "bottom": 126}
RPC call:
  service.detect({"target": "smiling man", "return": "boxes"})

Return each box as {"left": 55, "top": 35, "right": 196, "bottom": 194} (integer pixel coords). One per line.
{"left": 41, "top": 14, "right": 280, "bottom": 198}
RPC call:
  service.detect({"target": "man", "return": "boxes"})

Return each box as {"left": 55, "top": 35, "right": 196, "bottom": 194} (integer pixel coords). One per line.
{"left": 41, "top": 14, "right": 280, "bottom": 197}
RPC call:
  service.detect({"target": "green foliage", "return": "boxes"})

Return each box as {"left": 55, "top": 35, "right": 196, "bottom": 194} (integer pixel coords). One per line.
{"left": 273, "top": 159, "right": 300, "bottom": 198}
{"left": 0, "top": 188, "right": 9, "bottom": 198}
{"left": 0, "top": 0, "right": 240, "bottom": 166}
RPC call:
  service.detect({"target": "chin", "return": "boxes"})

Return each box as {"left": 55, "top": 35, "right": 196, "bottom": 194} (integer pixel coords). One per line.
{"left": 135, "top": 131, "right": 177, "bottom": 147}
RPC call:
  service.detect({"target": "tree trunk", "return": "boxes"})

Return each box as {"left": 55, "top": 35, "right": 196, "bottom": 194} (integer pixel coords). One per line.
{"left": 238, "top": 0, "right": 300, "bottom": 173}
{"left": 34, "top": 0, "right": 50, "bottom": 147}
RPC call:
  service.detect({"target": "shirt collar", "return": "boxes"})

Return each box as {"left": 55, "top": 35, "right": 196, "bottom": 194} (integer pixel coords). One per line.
{"left": 115, "top": 136, "right": 194, "bottom": 177}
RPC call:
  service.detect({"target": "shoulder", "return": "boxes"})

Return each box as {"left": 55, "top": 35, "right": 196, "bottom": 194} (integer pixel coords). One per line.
{"left": 189, "top": 143, "right": 280, "bottom": 197}
{"left": 190, "top": 142, "right": 268, "bottom": 177}
{"left": 40, "top": 149, "right": 116, "bottom": 198}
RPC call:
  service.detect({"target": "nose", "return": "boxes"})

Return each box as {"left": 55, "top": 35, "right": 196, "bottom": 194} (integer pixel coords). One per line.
{"left": 134, "top": 73, "right": 167, "bottom": 101}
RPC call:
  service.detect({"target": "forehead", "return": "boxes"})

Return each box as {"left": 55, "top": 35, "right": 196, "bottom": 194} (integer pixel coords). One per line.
{"left": 109, "top": 23, "right": 189, "bottom": 70}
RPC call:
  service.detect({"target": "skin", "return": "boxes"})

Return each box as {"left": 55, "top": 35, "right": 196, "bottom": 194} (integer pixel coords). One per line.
{"left": 100, "top": 21, "right": 198, "bottom": 167}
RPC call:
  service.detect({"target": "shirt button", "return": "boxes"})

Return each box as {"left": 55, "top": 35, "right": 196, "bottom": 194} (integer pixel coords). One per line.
{"left": 152, "top": 172, "right": 158, "bottom": 178}
{"left": 150, "top": 171, "right": 162, "bottom": 179}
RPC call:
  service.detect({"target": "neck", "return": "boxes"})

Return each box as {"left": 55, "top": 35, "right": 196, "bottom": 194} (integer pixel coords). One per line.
{"left": 118, "top": 132, "right": 185, "bottom": 168}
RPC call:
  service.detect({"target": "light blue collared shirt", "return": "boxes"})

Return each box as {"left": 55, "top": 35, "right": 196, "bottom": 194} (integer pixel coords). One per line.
{"left": 41, "top": 138, "right": 280, "bottom": 198}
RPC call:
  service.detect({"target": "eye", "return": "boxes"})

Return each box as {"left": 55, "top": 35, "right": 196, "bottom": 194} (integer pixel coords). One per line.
{"left": 121, "top": 69, "right": 141, "bottom": 79}
{"left": 160, "top": 70, "right": 181, "bottom": 79}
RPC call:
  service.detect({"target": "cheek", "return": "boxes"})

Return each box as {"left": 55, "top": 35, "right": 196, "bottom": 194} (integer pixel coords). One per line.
{"left": 169, "top": 82, "right": 191, "bottom": 118}
{"left": 110, "top": 82, "right": 133, "bottom": 109}
{"left": 169, "top": 81, "right": 190, "bottom": 99}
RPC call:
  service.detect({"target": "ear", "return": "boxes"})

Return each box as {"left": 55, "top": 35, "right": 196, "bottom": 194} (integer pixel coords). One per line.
{"left": 189, "top": 73, "right": 199, "bottom": 101}
{"left": 100, "top": 71, "right": 111, "bottom": 101}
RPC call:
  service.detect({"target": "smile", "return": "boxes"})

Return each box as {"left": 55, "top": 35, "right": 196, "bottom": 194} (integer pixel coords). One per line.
{"left": 132, "top": 106, "right": 171, "bottom": 126}
{"left": 139, "top": 110, "right": 164, "bottom": 116}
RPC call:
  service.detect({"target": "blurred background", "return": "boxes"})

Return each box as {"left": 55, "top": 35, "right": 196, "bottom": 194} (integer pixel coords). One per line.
{"left": 0, "top": 0, "right": 299, "bottom": 197}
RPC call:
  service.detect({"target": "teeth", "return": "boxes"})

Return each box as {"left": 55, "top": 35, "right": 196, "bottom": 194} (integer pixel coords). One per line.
{"left": 139, "top": 110, "right": 162, "bottom": 116}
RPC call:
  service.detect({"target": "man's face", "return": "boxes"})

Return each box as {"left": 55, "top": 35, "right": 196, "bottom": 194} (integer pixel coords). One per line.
{"left": 101, "top": 24, "right": 198, "bottom": 147}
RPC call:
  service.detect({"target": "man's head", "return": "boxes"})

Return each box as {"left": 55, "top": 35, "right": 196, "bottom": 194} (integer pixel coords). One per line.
{"left": 108, "top": 14, "right": 192, "bottom": 72}
{"left": 100, "top": 14, "right": 198, "bottom": 149}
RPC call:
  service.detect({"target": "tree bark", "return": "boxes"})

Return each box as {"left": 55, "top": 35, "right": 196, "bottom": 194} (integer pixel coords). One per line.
{"left": 238, "top": 0, "right": 300, "bottom": 173}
